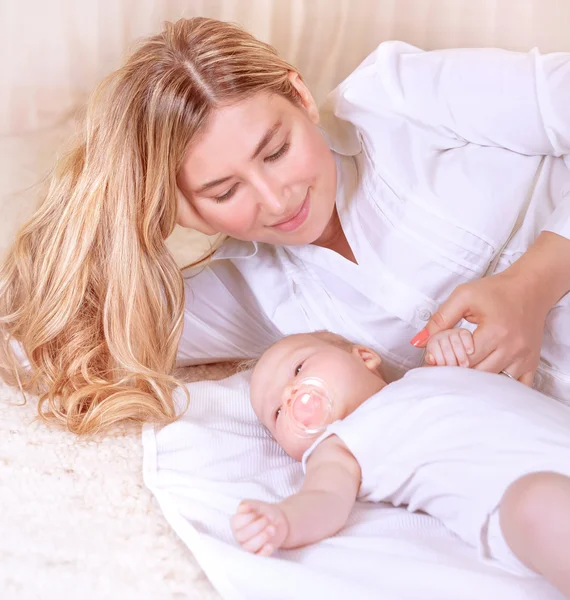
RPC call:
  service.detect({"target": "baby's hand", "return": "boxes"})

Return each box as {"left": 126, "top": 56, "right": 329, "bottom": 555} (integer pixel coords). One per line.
{"left": 425, "top": 328, "right": 474, "bottom": 368}
{"left": 231, "top": 499, "right": 289, "bottom": 556}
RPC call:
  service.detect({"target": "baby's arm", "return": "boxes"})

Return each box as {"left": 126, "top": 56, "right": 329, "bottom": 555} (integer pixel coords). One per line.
{"left": 231, "top": 435, "right": 360, "bottom": 555}
{"left": 425, "top": 327, "right": 474, "bottom": 367}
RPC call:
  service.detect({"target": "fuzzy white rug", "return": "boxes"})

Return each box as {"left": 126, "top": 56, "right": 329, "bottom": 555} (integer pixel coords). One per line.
{"left": 0, "top": 119, "right": 234, "bottom": 599}
{"left": 0, "top": 363, "right": 233, "bottom": 600}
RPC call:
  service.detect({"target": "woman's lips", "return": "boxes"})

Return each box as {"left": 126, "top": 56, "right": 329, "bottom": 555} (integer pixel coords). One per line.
{"left": 270, "top": 191, "right": 310, "bottom": 232}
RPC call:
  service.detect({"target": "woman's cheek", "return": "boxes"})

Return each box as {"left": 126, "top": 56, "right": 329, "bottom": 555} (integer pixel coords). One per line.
{"left": 295, "top": 130, "right": 335, "bottom": 192}
{"left": 209, "top": 202, "right": 257, "bottom": 237}
{"left": 294, "top": 135, "right": 322, "bottom": 178}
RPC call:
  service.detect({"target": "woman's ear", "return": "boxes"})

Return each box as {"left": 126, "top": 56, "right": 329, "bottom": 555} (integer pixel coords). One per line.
{"left": 288, "top": 71, "right": 320, "bottom": 124}
{"left": 352, "top": 345, "right": 382, "bottom": 372}
{"left": 175, "top": 187, "right": 219, "bottom": 235}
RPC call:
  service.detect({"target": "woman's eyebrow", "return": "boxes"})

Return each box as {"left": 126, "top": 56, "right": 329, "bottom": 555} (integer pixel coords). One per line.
{"left": 250, "top": 120, "right": 282, "bottom": 160}
{"left": 195, "top": 175, "right": 233, "bottom": 193}
{"left": 194, "top": 120, "right": 283, "bottom": 194}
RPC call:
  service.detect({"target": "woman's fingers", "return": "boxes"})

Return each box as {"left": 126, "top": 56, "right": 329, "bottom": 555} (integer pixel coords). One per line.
{"left": 411, "top": 287, "right": 470, "bottom": 348}
{"left": 471, "top": 349, "right": 508, "bottom": 374}
{"left": 473, "top": 351, "right": 528, "bottom": 381}
{"left": 518, "top": 370, "right": 535, "bottom": 387}
{"left": 467, "top": 348, "right": 536, "bottom": 388}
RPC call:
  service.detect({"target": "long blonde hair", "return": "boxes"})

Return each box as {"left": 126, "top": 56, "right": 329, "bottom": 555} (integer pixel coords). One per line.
{"left": 0, "top": 17, "right": 299, "bottom": 434}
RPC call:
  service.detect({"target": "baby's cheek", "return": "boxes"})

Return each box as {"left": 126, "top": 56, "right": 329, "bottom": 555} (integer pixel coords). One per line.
{"left": 276, "top": 429, "right": 319, "bottom": 462}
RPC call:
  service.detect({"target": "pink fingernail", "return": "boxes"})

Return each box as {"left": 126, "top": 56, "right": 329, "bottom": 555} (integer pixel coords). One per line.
{"left": 411, "top": 329, "right": 429, "bottom": 347}
{"left": 425, "top": 353, "right": 435, "bottom": 365}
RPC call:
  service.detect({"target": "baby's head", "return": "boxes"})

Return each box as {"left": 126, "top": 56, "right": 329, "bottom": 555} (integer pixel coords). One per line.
{"left": 250, "top": 331, "right": 387, "bottom": 460}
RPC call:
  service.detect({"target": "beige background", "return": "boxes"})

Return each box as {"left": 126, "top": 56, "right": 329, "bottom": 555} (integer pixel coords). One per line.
{"left": 1, "top": 2, "right": 570, "bottom": 597}
{"left": 2, "top": 0, "right": 570, "bottom": 265}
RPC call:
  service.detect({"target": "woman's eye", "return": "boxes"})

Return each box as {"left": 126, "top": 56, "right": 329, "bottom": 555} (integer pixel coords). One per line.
{"left": 265, "top": 142, "right": 290, "bottom": 163}
{"left": 275, "top": 407, "right": 282, "bottom": 420}
{"left": 214, "top": 184, "right": 237, "bottom": 203}
{"left": 294, "top": 362, "right": 303, "bottom": 376}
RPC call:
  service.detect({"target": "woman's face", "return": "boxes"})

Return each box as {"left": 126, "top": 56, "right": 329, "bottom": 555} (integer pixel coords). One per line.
{"left": 176, "top": 74, "right": 337, "bottom": 246}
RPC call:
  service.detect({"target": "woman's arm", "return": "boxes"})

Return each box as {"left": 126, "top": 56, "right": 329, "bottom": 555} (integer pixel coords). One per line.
{"left": 333, "top": 41, "right": 570, "bottom": 156}
{"left": 176, "top": 261, "right": 282, "bottom": 366}
{"left": 414, "top": 232, "right": 570, "bottom": 383}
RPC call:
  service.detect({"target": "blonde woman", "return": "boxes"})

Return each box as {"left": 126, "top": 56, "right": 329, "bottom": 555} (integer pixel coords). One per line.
{"left": 1, "top": 17, "right": 569, "bottom": 434}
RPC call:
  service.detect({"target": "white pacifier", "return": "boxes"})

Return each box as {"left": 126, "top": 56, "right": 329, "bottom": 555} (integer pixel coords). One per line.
{"left": 283, "top": 377, "right": 334, "bottom": 437}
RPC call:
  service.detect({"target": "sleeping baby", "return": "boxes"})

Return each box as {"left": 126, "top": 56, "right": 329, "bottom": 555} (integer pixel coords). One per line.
{"left": 231, "top": 330, "right": 570, "bottom": 598}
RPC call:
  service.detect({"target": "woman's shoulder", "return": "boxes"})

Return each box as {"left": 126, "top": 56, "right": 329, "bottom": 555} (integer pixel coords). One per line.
{"left": 318, "top": 41, "right": 442, "bottom": 157}
{"left": 322, "top": 40, "right": 422, "bottom": 114}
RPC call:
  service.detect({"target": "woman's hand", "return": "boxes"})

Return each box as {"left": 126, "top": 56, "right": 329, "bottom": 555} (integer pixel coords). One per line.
{"left": 415, "top": 272, "right": 546, "bottom": 384}
{"left": 411, "top": 232, "right": 570, "bottom": 385}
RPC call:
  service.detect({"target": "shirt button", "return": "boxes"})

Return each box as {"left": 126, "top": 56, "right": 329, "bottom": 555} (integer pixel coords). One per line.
{"left": 417, "top": 308, "right": 432, "bottom": 321}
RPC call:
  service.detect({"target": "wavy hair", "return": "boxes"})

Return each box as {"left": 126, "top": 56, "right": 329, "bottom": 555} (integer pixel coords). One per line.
{"left": 0, "top": 17, "right": 299, "bottom": 434}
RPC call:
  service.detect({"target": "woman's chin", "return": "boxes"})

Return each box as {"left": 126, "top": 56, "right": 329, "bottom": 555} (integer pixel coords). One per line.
{"left": 277, "top": 227, "right": 325, "bottom": 247}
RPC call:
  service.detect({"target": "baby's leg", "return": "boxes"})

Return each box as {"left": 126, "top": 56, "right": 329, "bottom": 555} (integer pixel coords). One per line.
{"left": 499, "top": 472, "right": 570, "bottom": 597}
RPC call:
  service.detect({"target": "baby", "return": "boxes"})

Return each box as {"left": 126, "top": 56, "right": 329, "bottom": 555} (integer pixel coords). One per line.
{"left": 231, "top": 329, "right": 570, "bottom": 598}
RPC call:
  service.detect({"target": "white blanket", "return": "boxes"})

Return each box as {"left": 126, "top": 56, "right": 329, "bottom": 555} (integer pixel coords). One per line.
{"left": 142, "top": 372, "right": 565, "bottom": 600}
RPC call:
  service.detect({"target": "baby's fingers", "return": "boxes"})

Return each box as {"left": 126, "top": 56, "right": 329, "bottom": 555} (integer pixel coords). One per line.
{"left": 450, "top": 332, "right": 469, "bottom": 367}
{"left": 440, "top": 337, "right": 460, "bottom": 366}
{"left": 241, "top": 523, "right": 277, "bottom": 554}
{"left": 428, "top": 339, "right": 457, "bottom": 366}
{"left": 459, "top": 329, "right": 474, "bottom": 354}
{"left": 231, "top": 509, "right": 259, "bottom": 531}
{"left": 234, "top": 515, "right": 271, "bottom": 544}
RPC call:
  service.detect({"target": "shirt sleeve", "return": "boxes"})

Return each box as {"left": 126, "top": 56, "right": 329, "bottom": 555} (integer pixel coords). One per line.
{"left": 176, "top": 260, "right": 282, "bottom": 366}
{"left": 336, "top": 41, "right": 570, "bottom": 157}
{"left": 543, "top": 193, "right": 570, "bottom": 239}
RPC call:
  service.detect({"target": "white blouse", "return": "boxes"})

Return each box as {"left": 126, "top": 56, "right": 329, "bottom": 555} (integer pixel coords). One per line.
{"left": 177, "top": 42, "right": 570, "bottom": 400}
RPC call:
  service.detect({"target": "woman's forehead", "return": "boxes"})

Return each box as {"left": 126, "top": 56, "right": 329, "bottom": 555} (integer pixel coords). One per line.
{"left": 185, "top": 93, "right": 292, "bottom": 160}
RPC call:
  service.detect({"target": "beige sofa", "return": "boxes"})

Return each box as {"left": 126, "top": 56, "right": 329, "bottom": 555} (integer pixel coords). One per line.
{"left": 1, "top": 1, "right": 569, "bottom": 598}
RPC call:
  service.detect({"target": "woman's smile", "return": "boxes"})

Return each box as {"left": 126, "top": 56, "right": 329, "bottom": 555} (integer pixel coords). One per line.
{"left": 268, "top": 189, "right": 310, "bottom": 232}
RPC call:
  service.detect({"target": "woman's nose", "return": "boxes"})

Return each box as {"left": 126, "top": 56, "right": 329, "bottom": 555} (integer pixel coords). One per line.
{"left": 254, "top": 178, "right": 289, "bottom": 215}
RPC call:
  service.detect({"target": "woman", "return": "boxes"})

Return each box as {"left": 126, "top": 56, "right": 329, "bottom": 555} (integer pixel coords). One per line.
{"left": 1, "top": 17, "right": 569, "bottom": 433}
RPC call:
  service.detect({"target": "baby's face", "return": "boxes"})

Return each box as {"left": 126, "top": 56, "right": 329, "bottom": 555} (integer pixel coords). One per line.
{"left": 250, "top": 333, "right": 384, "bottom": 460}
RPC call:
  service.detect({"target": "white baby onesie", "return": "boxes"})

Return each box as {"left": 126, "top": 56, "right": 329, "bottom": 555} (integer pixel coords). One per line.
{"left": 302, "top": 366, "right": 570, "bottom": 573}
